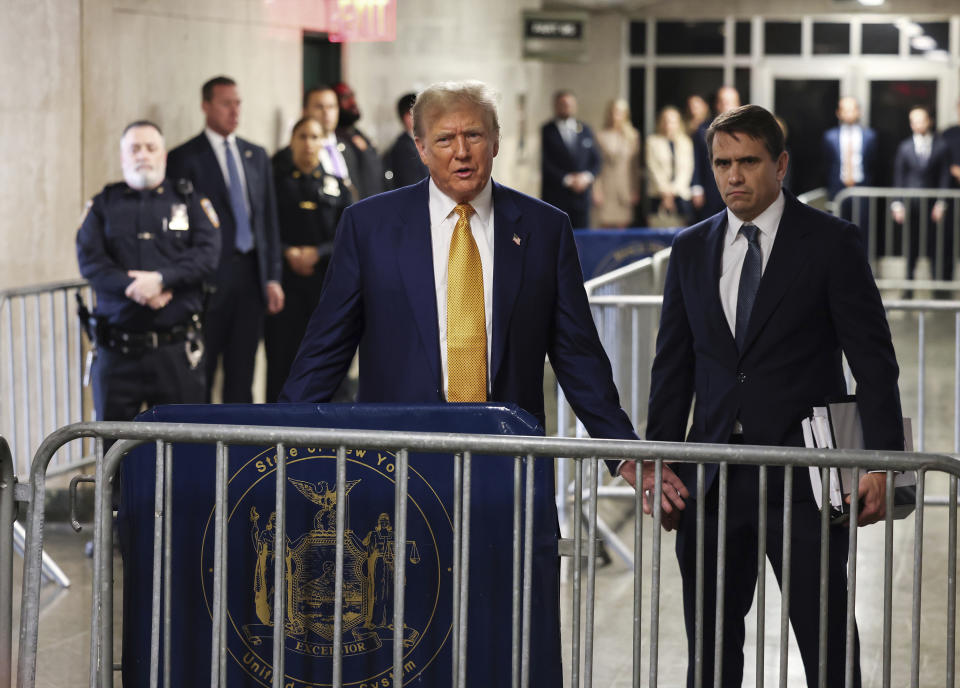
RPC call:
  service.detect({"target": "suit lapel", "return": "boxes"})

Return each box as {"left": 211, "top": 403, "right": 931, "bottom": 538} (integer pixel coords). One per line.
{"left": 197, "top": 133, "right": 230, "bottom": 205}
{"left": 490, "top": 183, "right": 526, "bottom": 385}
{"left": 396, "top": 180, "right": 442, "bottom": 387}
{"left": 740, "top": 194, "right": 811, "bottom": 355}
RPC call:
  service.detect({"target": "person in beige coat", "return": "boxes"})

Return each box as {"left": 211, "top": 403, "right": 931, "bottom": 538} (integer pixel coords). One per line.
{"left": 646, "top": 105, "right": 694, "bottom": 226}
{"left": 592, "top": 99, "right": 641, "bottom": 228}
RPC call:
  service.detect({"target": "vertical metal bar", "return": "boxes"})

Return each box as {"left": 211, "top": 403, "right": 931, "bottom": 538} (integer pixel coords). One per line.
{"left": 163, "top": 443, "right": 173, "bottom": 688}
{"left": 694, "top": 463, "right": 705, "bottom": 688}
{"left": 882, "top": 471, "right": 894, "bottom": 688}
{"left": 556, "top": 388, "right": 569, "bottom": 535}
{"left": 630, "top": 307, "right": 640, "bottom": 428}
{"left": 512, "top": 455, "right": 522, "bottom": 688}
{"left": 911, "top": 470, "right": 926, "bottom": 688}
{"left": 955, "top": 313, "right": 960, "bottom": 454}
{"left": 583, "top": 458, "right": 600, "bottom": 688}
{"left": 571, "top": 458, "right": 583, "bottom": 688}
{"left": 844, "top": 467, "right": 860, "bottom": 688}
{"left": 272, "top": 443, "right": 288, "bottom": 688}
{"left": 4, "top": 304, "right": 16, "bottom": 472}
{"left": 633, "top": 461, "right": 643, "bottom": 688}
{"left": 457, "top": 451, "right": 472, "bottom": 688}
{"left": 452, "top": 452, "right": 463, "bottom": 686}
{"left": 713, "top": 462, "right": 728, "bottom": 688}
{"left": 19, "top": 300, "right": 31, "bottom": 464}
{"left": 61, "top": 289, "right": 75, "bottom": 463}
{"left": 756, "top": 465, "right": 767, "bottom": 688}
{"left": 101, "top": 449, "right": 116, "bottom": 688}
{"left": 392, "top": 449, "right": 409, "bottom": 686}
{"left": 918, "top": 312, "right": 926, "bottom": 452}
{"left": 947, "top": 474, "right": 957, "bottom": 688}
{"left": 333, "top": 445, "right": 348, "bottom": 687}
{"left": 89, "top": 437, "right": 104, "bottom": 688}
{"left": 150, "top": 441, "right": 165, "bottom": 688}
{"left": 32, "top": 294, "right": 43, "bottom": 461}
{"left": 818, "top": 466, "right": 830, "bottom": 688}
{"left": 521, "top": 455, "right": 537, "bottom": 688}
{"left": 210, "top": 441, "right": 226, "bottom": 688}
{"left": 47, "top": 291, "right": 57, "bottom": 437}
{"left": 0, "top": 438, "right": 14, "bottom": 688}
{"left": 649, "top": 460, "right": 664, "bottom": 688}
{"left": 779, "top": 467, "right": 793, "bottom": 688}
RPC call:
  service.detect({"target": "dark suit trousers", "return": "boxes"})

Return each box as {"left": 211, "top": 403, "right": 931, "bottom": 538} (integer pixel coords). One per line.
{"left": 264, "top": 269, "right": 322, "bottom": 403}
{"left": 675, "top": 463, "right": 861, "bottom": 688}
{"left": 900, "top": 200, "right": 954, "bottom": 281}
{"left": 204, "top": 251, "right": 264, "bottom": 403}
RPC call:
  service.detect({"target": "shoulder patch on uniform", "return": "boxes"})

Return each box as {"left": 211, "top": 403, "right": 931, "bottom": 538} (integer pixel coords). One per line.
{"left": 79, "top": 199, "right": 93, "bottom": 226}
{"left": 200, "top": 197, "right": 220, "bottom": 228}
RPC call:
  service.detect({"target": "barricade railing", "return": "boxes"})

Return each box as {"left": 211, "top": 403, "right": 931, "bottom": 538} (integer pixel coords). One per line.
{"left": 831, "top": 187, "right": 960, "bottom": 288}
{"left": 14, "top": 421, "right": 960, "bottom": 688}
{"left": 0, "top": 280, "right": 93, "bottom": 478}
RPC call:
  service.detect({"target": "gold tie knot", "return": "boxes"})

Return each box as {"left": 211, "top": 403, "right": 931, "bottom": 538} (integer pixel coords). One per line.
{"left": 454, "top": 203, "right": 474, "bottom": 222}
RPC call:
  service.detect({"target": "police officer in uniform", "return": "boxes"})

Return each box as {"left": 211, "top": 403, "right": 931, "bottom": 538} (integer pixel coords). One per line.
{"left": 77, "top": 120, "right": 221, "bottom": 421}
{"left": 264, "top": 116, "right": 350, "bottom": 401}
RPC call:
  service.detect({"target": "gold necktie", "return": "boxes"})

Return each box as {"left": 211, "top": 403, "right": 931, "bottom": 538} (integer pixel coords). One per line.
{"left": 447, "top": 203, "right": 487, "bottom": 402}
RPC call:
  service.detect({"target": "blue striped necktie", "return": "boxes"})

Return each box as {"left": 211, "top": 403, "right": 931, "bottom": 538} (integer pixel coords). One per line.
{"left": 224, "top": 140, "right": 253, "bottom": 253}
{"left": 735, "top": 223, "right": 761, "bottom": 351}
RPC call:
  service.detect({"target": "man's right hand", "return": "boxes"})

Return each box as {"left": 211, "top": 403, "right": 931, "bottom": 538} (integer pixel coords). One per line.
{"left": 619, "top": 461, "right": 689, "bottom": 531}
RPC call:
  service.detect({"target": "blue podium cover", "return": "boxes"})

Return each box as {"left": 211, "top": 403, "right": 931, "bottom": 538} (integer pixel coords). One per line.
{"left": 574, "top": 227, "right": 678, "bottom": 280}
{"left": 119, "top": 403, "right": 561, "bottom": 688}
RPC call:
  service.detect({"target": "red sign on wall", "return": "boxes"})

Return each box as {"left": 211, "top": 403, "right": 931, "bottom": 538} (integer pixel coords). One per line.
{"left": 328, "top": 0, "right": 397, "bottom": 43}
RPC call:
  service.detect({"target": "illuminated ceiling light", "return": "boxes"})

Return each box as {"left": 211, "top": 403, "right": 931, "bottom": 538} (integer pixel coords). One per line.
{"left": 857, "top": 0, "right": 885, "bottom": 6}
{"left": 910, "top": 34, "right": 937, "bottom": 51}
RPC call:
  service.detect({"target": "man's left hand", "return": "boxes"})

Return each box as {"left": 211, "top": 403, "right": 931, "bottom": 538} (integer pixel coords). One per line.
{"left": 848, "top": 472, "right": 887, "bottom": 526}
{"left": 126, "top": 270, "right": 164, "bottom": 305}
{"left": 266, "top": 281, "right": 285, "bottom": 315}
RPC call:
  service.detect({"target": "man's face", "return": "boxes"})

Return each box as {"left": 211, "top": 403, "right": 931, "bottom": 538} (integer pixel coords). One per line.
{"left": 837, "top": 97, "right": 861, "bottom": 125}
{"left": 334, "top": 83, "right": 360, "bottom": 126}
{"left": 305, "top": 90, "right": 340, "bottom": 135}
{"left": 715, "top": 87, "right": 741, "bottom": 115}
{"left": 415, "top": 103, "right": 499, "bottom": 204}
{"left": 121, "top": 125, "right": 166, "bottom": 190}
{"left": 202, "top": 84, "right": 241, "bottom": 136}
{"left": 555, "top": 94, "right": 577, "bottom": 119}
{"left": 711, "top": 131, "right": 787, "bottom": 222}
{"left": 909, "top": 108, "right": 931, "bottom": 136}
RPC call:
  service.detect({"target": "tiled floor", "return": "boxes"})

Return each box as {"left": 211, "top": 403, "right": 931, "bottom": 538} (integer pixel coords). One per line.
{"left": 13, "top": 310, "right": 960, "bottom": 686}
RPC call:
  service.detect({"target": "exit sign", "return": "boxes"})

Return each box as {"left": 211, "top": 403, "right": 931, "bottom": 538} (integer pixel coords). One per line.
{"left": 328, "top": 0, "right": 396, "bottom": 43}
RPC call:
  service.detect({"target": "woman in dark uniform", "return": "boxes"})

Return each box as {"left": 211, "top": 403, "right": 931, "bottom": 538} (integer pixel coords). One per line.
{"left": 265, "top": 116, "right": 351, "bottom": 401}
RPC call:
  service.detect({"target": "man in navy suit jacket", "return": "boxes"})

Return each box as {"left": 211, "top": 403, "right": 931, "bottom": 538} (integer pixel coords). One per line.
{"left": 631, "top": 105, "right": 903, "bottom": 688}
{"left": 280, "top": 80, "right": 646, "bottom": 444}
{"left": 167, "top": 76, "right": 284, "bottom": 403}
{"left": 540, "top": 90, "right": 600, "bottom": 230}
{"left": 822, "top": 96, "right": 877, "bottom": 200}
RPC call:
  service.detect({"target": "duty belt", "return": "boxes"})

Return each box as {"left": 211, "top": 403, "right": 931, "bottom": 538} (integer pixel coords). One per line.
{"left": 103, "top": 319, "right": 199, "bottom": 355}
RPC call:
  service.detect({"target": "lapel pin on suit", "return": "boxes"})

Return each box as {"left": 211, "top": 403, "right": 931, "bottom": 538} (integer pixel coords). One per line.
{"left": 244, "top": 149, "right": 253, "bottom": 158}
{"left": 513, "top": 233, "right": 522, "bottom": 246}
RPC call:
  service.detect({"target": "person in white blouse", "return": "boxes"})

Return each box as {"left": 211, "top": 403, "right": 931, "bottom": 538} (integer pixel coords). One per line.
{"left": 645, "top": 105, "right": 694, "bottom": 226}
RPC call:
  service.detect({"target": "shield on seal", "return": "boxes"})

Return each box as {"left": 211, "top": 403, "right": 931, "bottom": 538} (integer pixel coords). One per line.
{"left": 287, "top": 528, "right": 368, "bottom": 640}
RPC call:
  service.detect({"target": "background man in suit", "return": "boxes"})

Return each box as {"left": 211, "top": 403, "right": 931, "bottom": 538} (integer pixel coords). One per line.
{"left": 383, "top": 92, "right": 429, "bottom": 190}
{"left": 943, "top": 100, "right": 960, "bottom": 189}
{"left": 625, "top": 104, "right": 903, "bottom": 687}
{"left": 822, "top": 96, "right": 877, "bottom": 200}
{"left": 690, "top": 86, "right": 740, "bottom": 221}
{"left": 891, "top": 106, "right": 952, "bottom": 280}
{"left": 167, "top": 75, "right": 284, "bottom": 403}
{"left": 333, "top": 81, "right": 384, "bottom": 200}
{"left": 540, "top": 90, "right": 600, "bottom": 229}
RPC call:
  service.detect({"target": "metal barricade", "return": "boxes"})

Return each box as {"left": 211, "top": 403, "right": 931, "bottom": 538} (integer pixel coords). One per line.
{"left": 831, "top": 187, "right": 960, "bottom": 290}
{"left": 14, "top": 421, "right": 960, "bottom": 688}
{"left": 0, "top": 280, "right": 93, "bottom": 478}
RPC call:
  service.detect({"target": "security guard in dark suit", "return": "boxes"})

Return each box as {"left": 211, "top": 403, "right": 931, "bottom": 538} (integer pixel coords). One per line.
{"left": 76, "top": 120, "right": 220, "bottom": 421}
{"left": 264, "top": 116, "right": 350, "bottom": 402}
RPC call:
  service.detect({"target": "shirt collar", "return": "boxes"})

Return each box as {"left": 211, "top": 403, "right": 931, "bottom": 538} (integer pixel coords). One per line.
{"left": 205, "top": 126, "right": 236, "bottom": 148}
{"left": 320, "top": 133, "right": 339, "bottom": 147}
{"left": 556, "top": 117, "right": 578, "bottom": 130}
{"left": 725, "top": 189, "right": 786, "bottom": 246}
{"left": 428, "top": 177, "right": 494, "bottom": 229}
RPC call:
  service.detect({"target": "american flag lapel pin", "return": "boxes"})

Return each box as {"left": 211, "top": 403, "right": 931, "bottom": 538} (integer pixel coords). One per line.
{"left": 512, "top": 233, "right": 521, "bottom": 246}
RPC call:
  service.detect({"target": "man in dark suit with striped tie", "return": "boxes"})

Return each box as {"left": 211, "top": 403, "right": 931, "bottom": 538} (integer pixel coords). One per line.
{"left": 632, "top": 104, "right": 904, "bottom": 688}
{"left": 167, "top": 76, "right": 284, "bottom": 402}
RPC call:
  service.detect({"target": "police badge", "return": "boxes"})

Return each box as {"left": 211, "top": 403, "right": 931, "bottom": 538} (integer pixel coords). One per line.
{"left": 168, "top": 203, "right": 190, "bottom": 231}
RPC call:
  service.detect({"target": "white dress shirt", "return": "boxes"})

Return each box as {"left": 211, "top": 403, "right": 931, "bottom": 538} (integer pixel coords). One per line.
{"left": 913, "top": 133, "right": 933, "bottom": 160}
{"left": 719, "top": 190, "right": 785, "bottom": 336}
{"left": 839, "top": 125, "right": 864, "bottom": 184}
{"left": 428, "top": 177, "right": 495, "bottom": 397}
{"left": 204, "top": 127, "right": 251, "bottom": 216}
{"left": 319, "top": 134, "right": 351, "bottom": 181}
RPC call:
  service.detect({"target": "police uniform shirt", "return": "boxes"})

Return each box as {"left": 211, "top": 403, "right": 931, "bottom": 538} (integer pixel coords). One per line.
{"left": 76, "top": 180, "right": 221, "bottom": 330}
